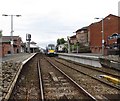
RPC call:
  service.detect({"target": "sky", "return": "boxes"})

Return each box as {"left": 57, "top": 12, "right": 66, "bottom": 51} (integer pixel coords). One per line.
{"left": 0, "top": 0, "right": 120, "bottom": 49}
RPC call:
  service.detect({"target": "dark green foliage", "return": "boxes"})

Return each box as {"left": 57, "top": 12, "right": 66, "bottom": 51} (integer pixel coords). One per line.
{"left": 57, "top": 38, "right": 66, "bottom": 45}
{"left": 0, "top": 30, "right": 2, "bottom": 38}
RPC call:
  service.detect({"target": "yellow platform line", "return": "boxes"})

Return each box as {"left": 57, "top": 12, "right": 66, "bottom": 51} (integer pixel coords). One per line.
{"left": 99, "top": 75, "right": 120, "bottom": 85}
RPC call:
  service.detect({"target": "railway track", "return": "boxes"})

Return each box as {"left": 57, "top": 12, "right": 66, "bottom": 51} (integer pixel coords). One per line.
{"left": 4, "top": 54, "right": 120, "bottom": 100}
{"left": 47, "top": 57, "right": 120, "bottom": 100}
{"left": 8, "top": 54, "right": 96, "bottom": 100}
{"left": 40, "top": 56, "right": 96, "bottom": 100}
{"left": 54, "top": 57, "right": 120, "bottom": 86}
{"left": 55, "top": 57, "right": 120, "bottom": 78}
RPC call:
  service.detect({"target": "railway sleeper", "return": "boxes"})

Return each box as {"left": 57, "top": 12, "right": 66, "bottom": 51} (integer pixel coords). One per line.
{"left": 49, "top": 72, "right": 59, "bottom": 82}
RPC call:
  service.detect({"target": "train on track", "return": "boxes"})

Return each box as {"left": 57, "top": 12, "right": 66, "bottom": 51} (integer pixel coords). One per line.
{"left": 45, "top": 44, "right": 57, "bottom": 56}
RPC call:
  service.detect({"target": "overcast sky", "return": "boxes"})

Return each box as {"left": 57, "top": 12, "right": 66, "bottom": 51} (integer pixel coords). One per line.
{"left": 0, "top": 0, "right": 119, "bottom": 48}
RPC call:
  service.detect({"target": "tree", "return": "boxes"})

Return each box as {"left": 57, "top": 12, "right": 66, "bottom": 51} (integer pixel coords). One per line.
{"left": 57, "top": 38, "right": 66, "bottom": 45}
{"left": 57, "top": 39, "right": 60, "bottom": 45}
{"left": 0, "top": 30, "right": 2, "bottom": 38}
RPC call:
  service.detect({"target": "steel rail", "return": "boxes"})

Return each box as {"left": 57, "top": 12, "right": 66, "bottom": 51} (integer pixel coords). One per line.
{"left": 46, "top": 58, "right": 97, "bottom": 101}
{"left": 37, "top": 59, "right": 44, "bottom": 101}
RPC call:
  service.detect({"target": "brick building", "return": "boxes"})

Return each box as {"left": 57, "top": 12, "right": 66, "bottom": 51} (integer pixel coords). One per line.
{"left": 70, "top": 35, "right": 77, "bottom": 44}
{"left": 70, "top": 26, "right": 89, "bottom": 46}
{"left": 0, "top": 36, "right": 23, "bottom": 57}
{"left": 88, "top": 14, "right": 120, "bottom": 54}
{"left": 75, "top": 26, "right": 89, "bottom": 46}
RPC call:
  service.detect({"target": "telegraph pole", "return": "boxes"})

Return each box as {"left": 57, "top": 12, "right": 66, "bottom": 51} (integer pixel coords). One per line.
{"left": 26, "top": 34, "right": 31, "bottom": 53}
{"left": 67, "top": 36, "right": 70, "bottom": 53}
{"left": 95, "top": 17, "right": 104, "bottom": 55}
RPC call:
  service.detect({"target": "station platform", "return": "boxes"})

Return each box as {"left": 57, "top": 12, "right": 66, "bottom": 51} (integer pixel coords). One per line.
{"left": 1, "top": 53, "right": 37, "bottom": 100}
{"left": 57, "top": 53, "right": 101, "bottom": 67}
{"left": 57, "top": 53, "right": 120, "bottom": 68}
{"left": 58, "top": 53, "right": 101, "bottom": 59}
{"left": 58, "top": 53, "right": 119, "bottom": 61}
{"left": 57, "top": 53, "right": 120, "bottom": 84}
{"left": 1, "top": 53, "right": 35, "bottom": 62}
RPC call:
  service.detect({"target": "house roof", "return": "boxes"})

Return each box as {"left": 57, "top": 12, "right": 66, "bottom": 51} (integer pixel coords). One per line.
{"left": 30, "top": 41, "right": 37, "bottom": 44}
{"left": 1, "top": 36, "right": 21, "bottom": 43}
{"left": 75, "top": 26, "right": 88, "bottom": 33}
{"left": 89, "top": 14, "right": 120, "bottom": 27}
{"left": 105, "top": 14, "right": 120, "bottom": 19}
{"left": 30, "top": 44, "right": 39, "bottom": 48}
{"left": 70, "top": 35, "right": 76, "bottom": 39}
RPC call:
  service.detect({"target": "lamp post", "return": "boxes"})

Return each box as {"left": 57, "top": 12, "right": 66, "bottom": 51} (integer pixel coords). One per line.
{"left": 26, "top": 34, "right": 31, "bottom": 54}
{"left": 76, "top": 41, "right": 79, "bottom": 54}
{"left": 67, "top": 36, "right": 70, "bottom": 53}
{"left": 95, "top": 17, "right": 104, "bottom": 56}
{"left": 2, "top": 14, "right": 21, "bottom": 55}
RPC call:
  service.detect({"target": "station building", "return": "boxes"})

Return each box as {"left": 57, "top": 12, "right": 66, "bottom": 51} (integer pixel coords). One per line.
{"left": 70, "top": 35, "right": 77, "bottom": 45}
{"left": 69, "top": 14, "right": 120, "bottom": 54}
{"left": 75, "top": 26, "right": 89, "bottom": 47}
{"left": 28, "top": 41, "right": 39, "bottom": 53}
{"left": 0, "top": 36, "right": 24, "bottom": 57}
{"left": 88, "top": 14, "right": 120, "bottom": 54}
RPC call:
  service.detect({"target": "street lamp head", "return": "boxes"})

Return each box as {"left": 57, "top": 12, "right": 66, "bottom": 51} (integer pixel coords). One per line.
{"left": 2, "top": 14, "right": 21, "bottom": 17}
{"left": 2, "top": 14, "right": 8, "bottom": 16}
{"left": 94, "top": 17, "right": 104, "bottom": 20}
{"left": 16, "top": 15, "right": 21, "bottom": 17}
{"left": 94, "top": 17, "right": 100, "bottom": 19}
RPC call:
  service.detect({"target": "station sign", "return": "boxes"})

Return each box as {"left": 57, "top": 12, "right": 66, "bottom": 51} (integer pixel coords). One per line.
{"left": 108, "top": 33, "right": 120, "bottom": 40}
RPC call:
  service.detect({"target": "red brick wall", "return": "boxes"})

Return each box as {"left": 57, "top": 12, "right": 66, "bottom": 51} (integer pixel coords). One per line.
{"left": 1, "top": 36, "right": 22, "bottom": 57}
{"left": 0, "top": 44, "right": 2, "bottom": 57}
{"left": 89, "top": 14, "right": 120, "bottom": 54}
{"left": 0, "top": 43, "right": 11, "bottom": 57}
{"left": 3, "top": 43, "right": 11, "bottom": 56}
